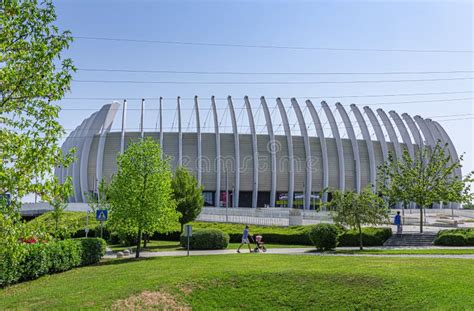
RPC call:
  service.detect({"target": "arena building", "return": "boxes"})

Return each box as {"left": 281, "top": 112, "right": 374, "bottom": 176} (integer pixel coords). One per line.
{"left": 56, "top": 96, "right": 461, "bottom": 209}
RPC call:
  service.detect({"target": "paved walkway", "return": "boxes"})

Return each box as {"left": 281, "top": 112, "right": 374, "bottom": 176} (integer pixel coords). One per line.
{"left": 105, "top": 247, "right": 474, "bottom": 260}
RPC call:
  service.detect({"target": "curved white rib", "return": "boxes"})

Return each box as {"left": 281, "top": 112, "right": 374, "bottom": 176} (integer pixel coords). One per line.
{"left": 276, "top": 98, "right": 294, "bottom": 208}
{"left": 120, "top": 100, "right": 127, "bottom": 154}
{"left": 244, "top": 96, "right": 258, "bottom": 208}
{"left": 402, "top": 113, "right": 424, "bottom": 149}
{"left": 227, "top": 96, "right": 240, "bottom": 208}
{"left": 389, "top": 111, "right": 415, "bottom": 159}
{"left": 211, "top": 96, "right": 221, "bottom": 207}
{"left": 414, "top": 116, "right": 436, "bottom": 148}
{"left": 95, "top": 102, "right": 120, "bottom": 187}
{"left": 321, "top": 101, "right": 345, "bottom": 190}
{"left": 261, "top": 96, "right": 277, "bottom": 207}
{"left": 291, "top": 98, "right": 311, "bottom": 209}
{"left": 337, "top": 103, "right": 361, "bottom": 192}
{"left": 79, "top": 104, "right": 112, "bottom": 202}
{"left": 377, "top": 109, "right": 403, "bottom": 161}
{"left": 177, "top": 97, "right": 182, "bottom": 167}
{"left": 351, "top": 104, "right": 376, "bottom": 191}
{"left": 194, "top": 96, "right": 202, "bottom": 185}
{"left": 306, "top": 100, "right": 328, "bottom": 202}
{"left": 364, "top": 106, "right": 388, "bottom": 163}
{"left": 73, "top": 114, "right": 98, "bottom": 202}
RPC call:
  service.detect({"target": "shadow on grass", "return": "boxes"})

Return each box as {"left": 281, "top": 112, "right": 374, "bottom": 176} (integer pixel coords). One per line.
{"left": 98, "top": 256, "right": 158, "bottom": 266}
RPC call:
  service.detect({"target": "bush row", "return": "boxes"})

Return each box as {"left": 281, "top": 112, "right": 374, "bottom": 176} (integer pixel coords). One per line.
{"left": 0, "top": 238, "right": 106, "bottom": 287}
{"left": 434, "top": 228, "right": 474, "bottom": 246}
{"left": 338, "top": 227, "right": 393, "bottom": 247}
{"left": 180, "top": 229, "right": 230, "bottom": 250}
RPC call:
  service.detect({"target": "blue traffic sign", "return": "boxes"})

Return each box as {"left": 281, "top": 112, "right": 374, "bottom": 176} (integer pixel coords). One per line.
{"left": 96, "top": 209, "right": 108, "bottom": 221}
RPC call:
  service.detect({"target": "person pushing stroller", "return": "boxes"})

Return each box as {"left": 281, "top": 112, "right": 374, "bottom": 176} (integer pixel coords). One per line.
{"left": 252, "top": 233, "right": 267, "bottom": 253}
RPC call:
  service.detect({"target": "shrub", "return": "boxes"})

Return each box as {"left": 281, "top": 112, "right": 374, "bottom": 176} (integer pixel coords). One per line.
{"left": 180, "top": 229, "right": 229, "bottom": 250}
{"left": 434, "top": 233, "right": 466, "bottom": 246}
{"left": 465, "top": 232, "right": 474, "bottom": 246}
{"left": 338, "top": 227, "right": 392, "bottom": 247}
{"left": 0, "top": 238, "right": 107, "bottom": 288}
{"left": 308, "top": 224, "right": 338, "bottom": 251}
{"left": 76, "top": 238, "right": 106, "bottom": 265}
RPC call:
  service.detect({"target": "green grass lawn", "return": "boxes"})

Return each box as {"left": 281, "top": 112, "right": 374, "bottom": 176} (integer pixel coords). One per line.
{"left": 108, "top": 240, "right": 310, "bottom": 252}
{"left": 334, "top": 248, "right": 474, "bottom": 255}
{"left": 1, "top": 255, "right": 473, "bottom": 309}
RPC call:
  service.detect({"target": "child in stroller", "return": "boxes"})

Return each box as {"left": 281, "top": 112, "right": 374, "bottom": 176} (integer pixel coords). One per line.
{"left": 252, "top": 234, "right": 267, "bottom": 253}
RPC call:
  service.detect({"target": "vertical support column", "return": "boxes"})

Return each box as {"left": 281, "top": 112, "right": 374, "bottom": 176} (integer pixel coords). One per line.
{"left": 244, "top": 96, "right": 259, "bottom": 208}
{"left": 321, "top": 101, "right": 345, "bottom": 191}
{"left": 227, "top": 96, "right": 240, "bottom": 208}
{"left": 291, "top": 98, "right": 311, "bottom": 209}
{"left": 211, "top": 96, "right": 221, "bottom": 207}
{"left": 140, "top": 99, "right": 145, "bottom": 139}
{"left": 389, "top": 111, "right": 415, "bottom": 159}
{"left": 351, "top": 104, "right": 376, "bottom": 191}
{"left": 261, "top": 96, "right": 277, "bottom": 207}
{"left": 364, "top": 106, "right": 388, "bottom": 163}
{"left": 159, "top": 97, "right": 164, "bottom": 158}
{"left": 306, "top": 100, "right": 328, "bottom": 203}
{"left": 377, "top": 109, "right": 403, "bottom": 161}
{"left": 276, "top": 98, "right": 294, "bottom": 209}
{"left": 194, "top": 96, "right": 202, "bottom": 185}
{"left": 177, "top": 96, "right": 182, "bottom": 167}
{"left": 120, "top": 99, "right": 127, "bottom": 154}
{"left": 336, "top": 103, "right": 360, "bottom": 193}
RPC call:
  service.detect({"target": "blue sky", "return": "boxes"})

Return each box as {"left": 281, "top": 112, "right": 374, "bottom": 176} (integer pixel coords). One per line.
{"left": 53, "top": 0, "right": 473, "bottom": 175}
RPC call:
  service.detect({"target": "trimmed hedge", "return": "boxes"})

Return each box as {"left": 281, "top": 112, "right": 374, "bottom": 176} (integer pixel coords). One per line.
{"left": 434, "top": 228, "right": 474, "bottom": 246}
{"left": 76, "top": 238, "right": 107, "bottom": 265}
{"left": 180, "top": 229, "right": 229, "bottom": 250}
{"left": 0, "top": 238, "right": 106, "bottom": 288}
{"left": 337, "top": 227, "right": 392, "bottom": 247}
{"left": 308, "top": 224, "right": 338, "bottom": 251}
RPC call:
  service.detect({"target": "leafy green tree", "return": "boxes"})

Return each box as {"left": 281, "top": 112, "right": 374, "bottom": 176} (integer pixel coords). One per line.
{"left": 47, "top": 177, "right": 73, "bottom": 239}
{"left": 1, "top": 0, "right": 74, "bottom": 284}
{"left": 330, "top": 187, "right": 389, "bottom": 250}
{"left": 378, "top": 143, "right": 473, "bottom": 233}
{"left": 84, "top": 178, "right": 109, "bottom": 213}
{"left": 108, "top": 138, "right": 179, "bottom": 258}
{"left": 172, "top": 166, "right": 204, "bottom": 233}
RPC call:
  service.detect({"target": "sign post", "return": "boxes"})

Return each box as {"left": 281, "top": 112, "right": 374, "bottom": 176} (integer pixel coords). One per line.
{"left": 96, "top": 209, "right": 108, "bottom": 239}
{"left": 184, "top": 224, "right": 192, "bottom": 257}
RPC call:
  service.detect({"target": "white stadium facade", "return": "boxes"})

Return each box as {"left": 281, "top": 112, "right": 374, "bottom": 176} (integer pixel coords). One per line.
{"left": 55, "top": 96, "right": 461, "bottom": 209}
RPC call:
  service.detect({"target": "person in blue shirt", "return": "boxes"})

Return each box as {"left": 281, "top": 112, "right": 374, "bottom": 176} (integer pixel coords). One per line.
{"left": 237, "top": 225, "right": 253, "bottom": 253}
{"left": 394, "top": 211, "right": 402, "bottom": 236}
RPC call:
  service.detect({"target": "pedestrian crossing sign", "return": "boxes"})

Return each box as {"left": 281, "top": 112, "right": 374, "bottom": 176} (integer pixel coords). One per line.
{"left": 96, "top": 209, "right": 108, "bottom": 221}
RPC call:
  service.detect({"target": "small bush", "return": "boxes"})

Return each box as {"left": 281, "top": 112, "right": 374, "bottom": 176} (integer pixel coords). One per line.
{"left": 338, "top": 227, "right": 392, "bottom": 247}
{"left": 76, "top": 238, "right": 106, "bottom": 265}
{"left": 308, "top": 224, "right": 338, "bottom": 251}
{"left": 19, "top": 243, "right": 50, "bottom": 281}
{"left": 465, "top": 232, "right": 474, "bottom": 246}
{"left": 180, "top": 229, "right": 229, "bottom": 250}
{"left": 434, "top": 233, "right": 467, "bottom": 246}
{"left": 47, "top": 239, "right": 83, "bottom": 273}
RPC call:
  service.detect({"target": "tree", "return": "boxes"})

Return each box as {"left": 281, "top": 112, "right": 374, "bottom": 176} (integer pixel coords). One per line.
{"left": 172, "top": 166, "right": 204, "bottom": 233}
{"left": 47, "top": 177, "right": 73, "bottom": 239}
{"left": 378, "top": 143, "right": 473, "bottom": 233}
{"left": 1, "top": 0, "right": 74, "bottom": 284}
{"left": 330, "top": 187, "right": 389, "bottom": 250}
{"left": 84, "top": 178, "right": 109, "bottom": 214}
{"left": 108, "top": 138, "right": 179, "bottom": 258}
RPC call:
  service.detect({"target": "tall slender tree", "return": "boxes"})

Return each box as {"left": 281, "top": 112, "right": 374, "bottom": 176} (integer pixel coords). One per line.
{"left": 172, "top": 166, "right": 204, "bottom": 233}
{"left": 108, "top": 138, "right": 179, "bottom": 258}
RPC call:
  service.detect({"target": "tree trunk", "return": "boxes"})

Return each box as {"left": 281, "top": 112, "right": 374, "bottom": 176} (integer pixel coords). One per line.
{"left": 143, "top": 233, "right": 148, "bottom": 248}
{"left": 180, "top": 222, "right": 184, "bottom": 234}
{"left": 136, "top": 229, "right": 142, "bottom": 258}
{"left": 358, "top": 224, "right": 363, "bottom": 251}
{"left": 419, "top": 206, "right": 423, "bottom": 233}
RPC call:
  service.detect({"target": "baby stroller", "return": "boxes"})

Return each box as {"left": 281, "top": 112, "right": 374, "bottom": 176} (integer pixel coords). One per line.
{"left": 252, "top": 234, "right": 267, "bottom": 253}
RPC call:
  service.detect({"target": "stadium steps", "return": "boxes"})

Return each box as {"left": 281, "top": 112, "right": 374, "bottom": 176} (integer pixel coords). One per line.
{"left": 383, "top": 233, "right": 437, "bottom": 247}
